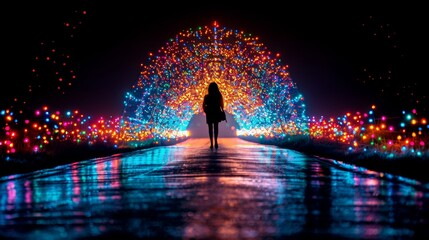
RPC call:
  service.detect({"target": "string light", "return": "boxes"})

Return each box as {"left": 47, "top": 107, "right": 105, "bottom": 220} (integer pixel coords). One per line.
{"left": 121, "top": 22, "right": 308, "bottom": 143}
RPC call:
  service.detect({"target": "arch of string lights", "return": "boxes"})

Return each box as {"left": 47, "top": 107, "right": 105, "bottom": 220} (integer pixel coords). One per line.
{"left": 119, "top": 21, "right": 308, "bottom": 144}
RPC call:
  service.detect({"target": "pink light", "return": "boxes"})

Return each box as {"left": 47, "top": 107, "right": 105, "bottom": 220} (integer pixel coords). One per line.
{"left": 24, "top": 180, "right": 32, "bottom": 205}
{"left": 7, "top": 182, "right": 16, "bottom": 209}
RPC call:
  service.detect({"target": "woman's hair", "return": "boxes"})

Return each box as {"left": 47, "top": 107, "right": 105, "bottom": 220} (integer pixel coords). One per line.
{"left": 208, "top": 82, "right": 220, "bottom": 96}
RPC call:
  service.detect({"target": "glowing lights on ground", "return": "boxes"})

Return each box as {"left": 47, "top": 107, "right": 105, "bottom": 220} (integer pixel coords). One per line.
{"left": 309, "top": 106, "right": 428, "bottom": 158}
{"left": 1, "top": 103, "right": 428, "bottom": 161}
{"left": 1, "top": 106, "right": 121, "bottom": 158}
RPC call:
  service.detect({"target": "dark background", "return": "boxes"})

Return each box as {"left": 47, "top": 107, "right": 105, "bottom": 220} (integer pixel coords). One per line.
{"left": 1, "top": 1, "right": 427, "bottom": 118}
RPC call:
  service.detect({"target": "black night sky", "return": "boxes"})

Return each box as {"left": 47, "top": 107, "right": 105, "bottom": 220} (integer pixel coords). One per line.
{"left": 1, "top": 1, "right": 428, "bottom": 118}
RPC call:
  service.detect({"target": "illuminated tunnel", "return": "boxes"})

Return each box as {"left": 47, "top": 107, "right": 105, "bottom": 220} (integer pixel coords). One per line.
{"left": 120, "top": 22, "right": 309, "bottom": 146}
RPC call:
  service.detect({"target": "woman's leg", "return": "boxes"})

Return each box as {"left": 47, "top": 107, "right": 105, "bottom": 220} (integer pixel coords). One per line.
{"left": 208, "top": 123, "right": 214, "bottom": 148}
{"left": 214, "top": 122, "right": 219, "bottom": 148}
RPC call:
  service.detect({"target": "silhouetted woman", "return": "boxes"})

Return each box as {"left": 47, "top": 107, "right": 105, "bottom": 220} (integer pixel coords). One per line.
{"left": 203, "top": 82, "right": 224, "bottom": 149}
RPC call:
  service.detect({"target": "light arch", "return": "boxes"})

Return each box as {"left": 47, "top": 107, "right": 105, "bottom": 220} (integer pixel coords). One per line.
{"left": 120, "top": 22, "right": 308, "bottom": 144}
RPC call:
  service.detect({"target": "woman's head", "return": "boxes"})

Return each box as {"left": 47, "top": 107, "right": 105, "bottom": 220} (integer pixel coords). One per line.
{"left": 208, "top": 82, "right": 220, "bottom": 95}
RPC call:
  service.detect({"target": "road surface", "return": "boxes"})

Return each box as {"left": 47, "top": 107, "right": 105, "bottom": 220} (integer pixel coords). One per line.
{"left": 1, "top": 138, "right": 428, "bottom": 239}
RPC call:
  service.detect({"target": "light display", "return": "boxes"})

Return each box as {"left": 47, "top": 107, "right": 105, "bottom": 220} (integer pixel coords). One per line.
{"left": 2, "top": 19, "right": 428, "bottom": 169}
{"left": 120, "top": 22, "right": 308, "bottom": 144}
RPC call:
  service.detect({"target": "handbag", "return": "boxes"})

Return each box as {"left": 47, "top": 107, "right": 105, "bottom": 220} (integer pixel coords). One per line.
{"left": 220, "top": 110, "right": 227, "bottom": 122}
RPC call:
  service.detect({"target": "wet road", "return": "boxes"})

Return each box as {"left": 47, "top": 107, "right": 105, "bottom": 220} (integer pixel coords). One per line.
{"left": 1, "top": 138, "right": 428, "bottom": 239}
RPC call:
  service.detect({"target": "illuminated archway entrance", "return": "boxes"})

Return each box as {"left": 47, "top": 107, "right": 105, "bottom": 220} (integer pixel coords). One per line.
{"left": 120, "top": 22, "right": 308, "bottom": 146}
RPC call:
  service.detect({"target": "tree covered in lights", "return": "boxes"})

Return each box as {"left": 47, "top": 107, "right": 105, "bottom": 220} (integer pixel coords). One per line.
{"left": 120, "top": 22, "right": 308, "bottom": 144}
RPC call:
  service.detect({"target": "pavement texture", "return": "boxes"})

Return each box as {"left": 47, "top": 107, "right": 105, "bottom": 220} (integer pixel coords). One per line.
{"left": 0, "top": 138, "right": 428, "bottom": 239}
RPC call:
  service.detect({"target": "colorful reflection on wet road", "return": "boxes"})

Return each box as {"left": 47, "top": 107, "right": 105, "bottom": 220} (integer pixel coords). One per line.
{"left": 0, "top": 138, "right": 428, "bottom": 239}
